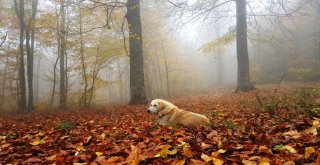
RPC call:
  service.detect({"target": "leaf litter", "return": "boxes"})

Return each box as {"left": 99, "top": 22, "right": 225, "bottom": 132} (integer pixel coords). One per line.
{"left": 0, "top": 86, "right": 319, "bottom": 164}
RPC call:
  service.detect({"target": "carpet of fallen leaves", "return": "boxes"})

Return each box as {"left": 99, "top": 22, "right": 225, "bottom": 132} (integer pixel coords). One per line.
{"left": 0, "top": 85, "right": 320, "bottom": 165}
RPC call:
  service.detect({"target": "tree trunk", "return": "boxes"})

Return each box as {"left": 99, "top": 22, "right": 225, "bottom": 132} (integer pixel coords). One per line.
{"left": 126, "top": 0, "right": 148, "bottom": 104}
{"left": 79, "top": 8, "right": 88, "bottom": 108}
{"left": 14, "top": 0, "right": 27, "bottom": 113}
{"left": 25, "top": 0, "right": 38, "bottom": 112}
{"left": 235, "top": 0, "right": 254, "bottom": 92}
{"left": 59, "top": 0, "right": 67, "bottom": 110}
{"left": 26, "top": 27, "right": 34, "bottom": 111}
{"left": 34, "top": 54, "right": 40, "bottom": 103}
{"left": 1, "top": 47, "right": 9, "bottom": 104}
{"left": 160, "top": 39, "right": 170, "bottom": 98}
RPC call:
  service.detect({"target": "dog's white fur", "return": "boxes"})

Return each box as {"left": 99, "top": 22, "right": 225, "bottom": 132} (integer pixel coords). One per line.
{"left": 147, "top": 99, "right": 210, "bottom": 127}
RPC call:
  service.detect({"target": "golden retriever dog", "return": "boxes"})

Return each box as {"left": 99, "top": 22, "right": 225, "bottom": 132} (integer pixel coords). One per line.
{"left": 147, "top": 99, "right": 210, "bottom": 127}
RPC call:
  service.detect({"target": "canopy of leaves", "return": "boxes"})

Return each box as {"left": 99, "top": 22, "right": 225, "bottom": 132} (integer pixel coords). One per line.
{"left": 199, "top": 27, "right": 236, "bottom": 54}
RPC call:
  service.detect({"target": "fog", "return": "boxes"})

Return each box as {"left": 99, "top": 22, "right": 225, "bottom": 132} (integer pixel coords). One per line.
{"left": 0, "top": 0, "right": 319, "bottom": 111}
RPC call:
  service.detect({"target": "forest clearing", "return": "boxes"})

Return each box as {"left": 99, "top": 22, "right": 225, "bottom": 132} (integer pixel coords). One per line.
{"left": 0, "top": 84, "right": 319, "bottom": 164}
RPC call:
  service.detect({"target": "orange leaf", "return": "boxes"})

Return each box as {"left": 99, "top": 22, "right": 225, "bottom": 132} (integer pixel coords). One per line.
{"left": 182, "top": 147, "right": 193, "bottom": 158}
{"left": 212, "top": 157, "right": 223, "bottom": 165}
{"left": 242, "top": 159, "right": 257, "bottom": 165}
{"left": 171, "top": 159, "right": 185, "bottom": 165}
{"left": 304, "top": 146, "right": 315, "bottom": 158}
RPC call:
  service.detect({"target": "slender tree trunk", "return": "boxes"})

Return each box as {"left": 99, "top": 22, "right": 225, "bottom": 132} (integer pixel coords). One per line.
{"left": 26, "top": 27, "right": 33, "bottom": 111}
{"left": 79, "top": 8, "right": 88, "bottom": 108}
{"left": 126, "top": 0, "right": 147, "bottom": 104}
{"left": 155, "top": 56, "right": 164, "bottom": 97}
{"left": 1, "top": 49, "right": 9, "bottom": 104}
{"left": 117, "top": 59, "right": 124, "bottom": 101}
{"left": 235, "top": 0, "right": 254, "bottom": 92}
{"left": 34, "top": 55, "right": 40, "bottom": 103}
{"left": 160, "top": 39, "right": 170, "bottom": 98}
{"left": 217, "top": 54, "right": 223, "bottom": 86}
{"left": 14, "top": 0, "right": 27, "bottom": 113}
{"left": 87, "top": 45, "right": 102, "bottom": 107}
{"left": 50, "top": 56, "right": 59, "bottom": 110}
{"left": 59, "top": 0, "right": 66, "bottom": 110}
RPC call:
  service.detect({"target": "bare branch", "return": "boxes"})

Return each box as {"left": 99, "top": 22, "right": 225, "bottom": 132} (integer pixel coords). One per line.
{"left": 0, "top": 31, "right": 8, "bottom": 47}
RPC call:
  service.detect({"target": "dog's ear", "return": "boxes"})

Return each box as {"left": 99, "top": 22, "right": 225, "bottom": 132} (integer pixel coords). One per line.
{"left": 158, "top": 101, "right": 165, "bottom": 111}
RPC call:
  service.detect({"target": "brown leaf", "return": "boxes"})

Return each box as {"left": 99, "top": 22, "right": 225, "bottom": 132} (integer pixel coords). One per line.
{"left": 200, "top": 142, "right": 211, "bottom": 150}
{"left": 22, "top": 157, "right": 42, "bottom": 164}
{"left": 45, "top": 155, "right": 56, "bottom": 161}
{"left": 190, "top": 159, "right": 205, "bottom": 165}
{"left": 207, "top": 130, "right": 218, "bottom": 138}
{"left": 258, "top": 146, "right": 271, "bottom": 154}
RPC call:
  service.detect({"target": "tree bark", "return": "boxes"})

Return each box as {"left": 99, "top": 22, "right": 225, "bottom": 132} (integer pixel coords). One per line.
{"left": 59, "top": 0, "right": 67, "bottom": 110}
{"left": 14, "top": 0, "right": 27, "bottom": 113}
{"left": 235, "top": 0, "right": 254, "bottom": 92}
{"left": 126, "top": 0, "right": 148, "bottom": 104}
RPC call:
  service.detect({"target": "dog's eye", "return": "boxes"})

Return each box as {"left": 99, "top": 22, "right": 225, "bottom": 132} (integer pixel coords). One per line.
{"left": 153, "top": 105, "right": 157, "bottom": 107}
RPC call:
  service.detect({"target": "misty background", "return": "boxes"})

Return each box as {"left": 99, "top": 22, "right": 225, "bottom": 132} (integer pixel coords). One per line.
{"left": 0, "top": 0, "right": 319, "bottom": 112}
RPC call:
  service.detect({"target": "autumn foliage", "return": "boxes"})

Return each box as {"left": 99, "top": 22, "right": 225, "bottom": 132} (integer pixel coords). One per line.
{"left": 0, "top": 85, "right": 319, "bottom": 164}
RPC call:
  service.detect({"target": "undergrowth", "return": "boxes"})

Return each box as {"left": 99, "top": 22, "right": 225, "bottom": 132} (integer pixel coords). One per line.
{"left": 255, "top": 87, "right": 320, "bottom": 117}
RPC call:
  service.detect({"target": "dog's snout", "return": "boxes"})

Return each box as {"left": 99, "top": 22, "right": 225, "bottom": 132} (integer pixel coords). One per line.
{"left": 147, "top": 109, "right": 151, "bottom": 113}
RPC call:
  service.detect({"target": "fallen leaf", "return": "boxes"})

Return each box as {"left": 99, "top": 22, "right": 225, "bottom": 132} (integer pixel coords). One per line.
{"left": 207, "top": 130, "right": 218, "bottom": 138}
{"left": 182, "top": 147, "right": 193, "bottom": 158}
{"left": 100, "top": 133, "right": 106, "bottom": 139}
{"left": 282, "top": 130, "right": 301, "bottom": 139}
{"left": 212, "top": 157, "right": 223, "bottom": 165}
{"left": 171, "top": 159, "right": 185, "bottom": 165}
{"left": 201, "top": 153, "right": 212, "bottom": 162}
{"left": 258, "top": 146, "right": 270, "bottom": 154}
{"left": 242, "top": 159, "right": 257, "bottom": 165}
{"left": 200, "top": 142, "right": 211, "bottom": 149}
{"left": 46, "top": 155, "right": 56, "bottom": 161}
{"left": 284, "top": 145, "right": 297, "bottom": 154}
{"left": 283, "top": 161, "right": 295, "bottom": 165}
{"left": 126, "top": 145, "right": 140, "bottom": 163}
{"left": 258, "top": 158, "right": 270, "bottom": 165}
{"left": 95, "top": 151, "right": 103, "bottom": 156}
{"left": 304, "top": 127, "right": 317, "bottom": 136}
{"left": 190, "top": 159, "right": 205, "bottom": 165}
{"left": 106, "top": 156, "right": 123, "bottom": 163}
{"left": 304, "top": 146, "right": 315, "bottom": 158}
{"left": 30, "top": 139, "right": 45, "bottom": 146}
{"left": 312, "top": 119, "right": 319, "bottom": 127}
{"left": 23, "top": 157, "right": 42, "bottom": 164}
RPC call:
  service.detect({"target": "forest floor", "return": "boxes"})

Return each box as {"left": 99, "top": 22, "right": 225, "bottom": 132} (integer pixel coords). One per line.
{"left": 0, "top": 83, "right": 320, "bottom": 164}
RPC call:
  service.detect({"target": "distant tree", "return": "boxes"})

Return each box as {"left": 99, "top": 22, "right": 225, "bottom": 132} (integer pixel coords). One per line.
{"left": 59, "top": 0, "right": 67, "bottom": 110}
{"left": 126, "top": 0, "right": 148, "bottom": 104}
{"left": 14, "top": 0, "right": 27, "bottom": 113}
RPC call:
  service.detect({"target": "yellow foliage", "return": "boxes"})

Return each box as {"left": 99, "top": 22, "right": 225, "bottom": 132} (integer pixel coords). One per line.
{"left": 199, "top": 27, "right": 236, "bottom": 54}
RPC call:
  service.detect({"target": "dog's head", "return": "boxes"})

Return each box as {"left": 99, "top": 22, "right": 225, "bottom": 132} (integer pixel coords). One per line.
{"left": 147, "top": 99, "right": 165, "bottom": 114}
